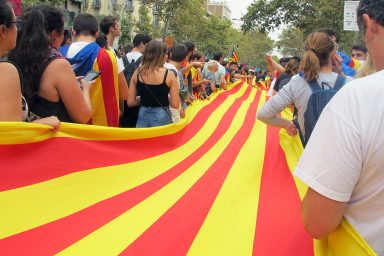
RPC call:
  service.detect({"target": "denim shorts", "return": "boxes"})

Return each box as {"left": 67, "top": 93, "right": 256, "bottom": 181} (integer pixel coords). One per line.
{"left": 136, "top": 106, "right": 172, "bottom": 128}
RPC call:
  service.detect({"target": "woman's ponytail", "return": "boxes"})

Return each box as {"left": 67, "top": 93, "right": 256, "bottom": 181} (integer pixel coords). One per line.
{"left": 299, "top": 32, "right": 335, "bottom": 81}
{"left": 20, "top": 8, "right": 50, "bottom": 52}
{"left": 8, "top": 7, "right": 51, "bottom": 105}
{"left": 300, "top": 49, "right": 321, "bottom": 81}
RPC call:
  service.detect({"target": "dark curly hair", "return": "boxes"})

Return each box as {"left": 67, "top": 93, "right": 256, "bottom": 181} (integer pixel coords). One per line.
{"left": 8, "top": 5, "right": 64, "bottom": 105}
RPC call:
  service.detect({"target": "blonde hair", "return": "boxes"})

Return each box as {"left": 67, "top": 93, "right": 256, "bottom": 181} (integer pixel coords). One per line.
{"left": 207, "top": 60, "right": 218, "bottom": 72}
{"left": 139, "top": 40, "right": 167, "bottom": 75}
{"left": 300, "top": 32, "right": 335, "bottom": 81}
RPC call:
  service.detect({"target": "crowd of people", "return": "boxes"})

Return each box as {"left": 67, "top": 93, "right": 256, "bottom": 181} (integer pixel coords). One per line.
{"left": 1, "top": 0, "right": 383, "bottom": 254}
{"left": 0, "top": 1, "right": 258, "bottom": 129}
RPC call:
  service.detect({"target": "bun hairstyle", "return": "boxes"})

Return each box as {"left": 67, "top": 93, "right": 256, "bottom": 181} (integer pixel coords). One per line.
{"left": 299, "top": 32, "right": 335, "bottom": 81}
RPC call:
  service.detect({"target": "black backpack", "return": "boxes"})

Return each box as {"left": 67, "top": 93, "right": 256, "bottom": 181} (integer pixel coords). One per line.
{"left": 122, "top": 54, "right": 142, "bottom": 86}
{"left": 120, "top": 54, "right": 142, "bottom": 128}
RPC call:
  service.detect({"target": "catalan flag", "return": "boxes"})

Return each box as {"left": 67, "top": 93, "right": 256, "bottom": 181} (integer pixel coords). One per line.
{"left": 349, "top": 58, "right": 364, "bottom": 72}
{"left": 61, "top": 43, "right": 120, "bottom": 127}
{"left": 231, "top": 47, "right": 239, "bottom": 63}
{"left": 0, "top": 81, "right": 375, "bottom": 255}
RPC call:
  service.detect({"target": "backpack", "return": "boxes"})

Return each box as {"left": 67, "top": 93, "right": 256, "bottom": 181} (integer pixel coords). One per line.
{"left": 297, "top": 75, "right": 346, "bottom": 147}
{"left": 120, "top": 54, "right": 142, "bottom": 128}
{"left": 122, "top": 54, "right": 142, "bottom": 86}
{"left": 168, "top": 68, "right": 191, "bottom": 99}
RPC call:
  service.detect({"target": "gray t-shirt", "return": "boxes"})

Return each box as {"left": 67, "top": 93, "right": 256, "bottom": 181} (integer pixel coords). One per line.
{"left": 258, "top": 72, "right": 353, "bottom": 135}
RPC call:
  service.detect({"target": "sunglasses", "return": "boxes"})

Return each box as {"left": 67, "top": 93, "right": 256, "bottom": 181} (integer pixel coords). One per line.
{"left": 9, "top": 19, "right": 23, "bottom": 30}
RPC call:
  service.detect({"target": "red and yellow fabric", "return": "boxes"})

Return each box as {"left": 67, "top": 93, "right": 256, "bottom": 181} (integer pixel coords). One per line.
{"left": 225, "top": 70, "right": 231, "bottom": 84}
{"left": 90, "top": 49, "right": 120, "bottom": 127}
{"left": 190, "top": 67, "right": 201, "bottom": 84}
{"left": 0, "top": 81, "right": 375, "bottom": 255}
{"left": 231, "top": 48, "right": 239, "bottom": 63}
{"left": 181, "top": 59, "right": 191, "bottom": 78}
{"left": 349, "top": 58, "right": 364, "bottom": 73}
{"left": 279, "top": 109, "right": 377, "bottom": 256}
{"left": 190, "top": 67, "right": 202, "bottom": 99}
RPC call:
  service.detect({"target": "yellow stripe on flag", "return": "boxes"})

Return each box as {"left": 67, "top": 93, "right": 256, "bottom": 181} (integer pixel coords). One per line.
{"left": 314, "top": 218, "right": 378, "bottom": 256}
{"left": 56, "top": 86, "right": 257, "bottom": 255}
{"left": 187, "top": 91, "right": 267, "bottom": 256}
{"left": 0, "top": 84, "right": 248, "bottom": 239}
{"left": 0, "top": 80, "right": 243, "bottom": 145}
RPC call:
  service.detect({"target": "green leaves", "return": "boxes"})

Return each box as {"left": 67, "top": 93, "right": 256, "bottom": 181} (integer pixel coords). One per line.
{"left": 276, "top": 27, "right": 305, "bottom": 57}
{"left": 23, "top": 0, "right": 67, "bottom": 8}
{"left": 242, "top": 0, "right": 362, "bottom": 53}
{"left": 135, "top": 3, "right": 153, "bottom": 35}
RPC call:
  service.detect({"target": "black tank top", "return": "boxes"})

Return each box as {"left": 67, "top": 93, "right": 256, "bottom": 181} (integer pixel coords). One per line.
{"left": 137, "top": 69, "right": 170, "bottom": 107}
{"left": 31, "top": 95, "right": 72, "bottom": 122}
{"left": 29, "top": 47, "right": 72, "bottom": 122}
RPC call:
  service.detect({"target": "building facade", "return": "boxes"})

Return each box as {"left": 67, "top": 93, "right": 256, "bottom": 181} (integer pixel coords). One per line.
{"left": 206, "top": 0, "right": 231, "bottom": 20}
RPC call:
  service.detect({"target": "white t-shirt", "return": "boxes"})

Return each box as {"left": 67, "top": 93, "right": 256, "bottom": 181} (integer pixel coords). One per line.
{"left": 108, "top": 47, "right": 125, "bottom": 74}
{"left": 66, "top": 42, "right": 90, "bottom": 58}
{"left": 164, "top": 62, "right": 182, "bottom": 123}
{"left": 66, "top": 42, "right": 124, "bottom": 74}
{"left": 126, "top": 51, "right": 142, "bottom": 63}
{"left": 267, "top": 78, "right": 276, "bottom": 96}
{"left": 294, "top": 70, "right": 384, "bottom": 255}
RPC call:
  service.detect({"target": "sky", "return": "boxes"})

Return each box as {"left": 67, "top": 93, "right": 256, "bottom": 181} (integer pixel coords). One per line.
{"left": 226, "top": 0, "right": 254, "bottom": 21}
{"left": 225, "top": 0, "right": 281, "bottom": 41}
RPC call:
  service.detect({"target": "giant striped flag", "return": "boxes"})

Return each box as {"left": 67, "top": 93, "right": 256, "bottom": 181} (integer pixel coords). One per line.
{"left": 0, "top": 81, "right": 375, "bottom": 255}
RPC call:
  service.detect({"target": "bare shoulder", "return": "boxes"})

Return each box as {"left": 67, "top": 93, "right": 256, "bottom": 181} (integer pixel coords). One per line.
{"left": 41, "top": 58, "right": 76, "bottom": 90}
{"left": 0, "top": 62, "right": 19, "bottom": 75}
{"left": 45, "top": 58, "right": 73, "bottom": 73}
{"left": 0, "top": 62, "right": 20, "bottom": 88}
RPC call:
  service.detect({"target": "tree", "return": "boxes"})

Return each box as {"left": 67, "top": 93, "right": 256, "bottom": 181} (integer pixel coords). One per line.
{"left": 23, "top": 0, "right": 66, "bottom": 8}
{"left": 276, "top": 27, "right": 305, "bottom": 57}
{"left": 167, "top": 0, "right": 206, "bottom": 42}
{"left": 241, "top": 0, "right": 362, "bottom": 52}
{"left": 235, "top": 31, "right": 274, "bottom": 68}
{"left": 146, "top": 0, "right": 185, "bottom": 37}
{"left": 135, "top": 2, "right": 153, "bottom": 35}
{"left": 163, "top": 0, "right": 273, "bottom": 66}
{"left": 119, "top": 11, "right": 134, "bottom": 47}
{"left": 197, "top": 16, "right": 234, "bottom": 57}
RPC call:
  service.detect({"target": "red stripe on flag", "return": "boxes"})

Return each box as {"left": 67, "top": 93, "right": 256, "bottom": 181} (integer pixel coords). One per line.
{"left": 120, "top": 91, "right": 261, "bottom": 256}
{"left": 253, "top": 125, "right": 313, "bottom": 256}
{"left": 0, "top": 87, "right": 254, "bottom": 255}
{"left": 97, "top": 49, "right": 119, "bottom": 127}
{"left": 0, "top": 83, "right": 244, "bottom": 192}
